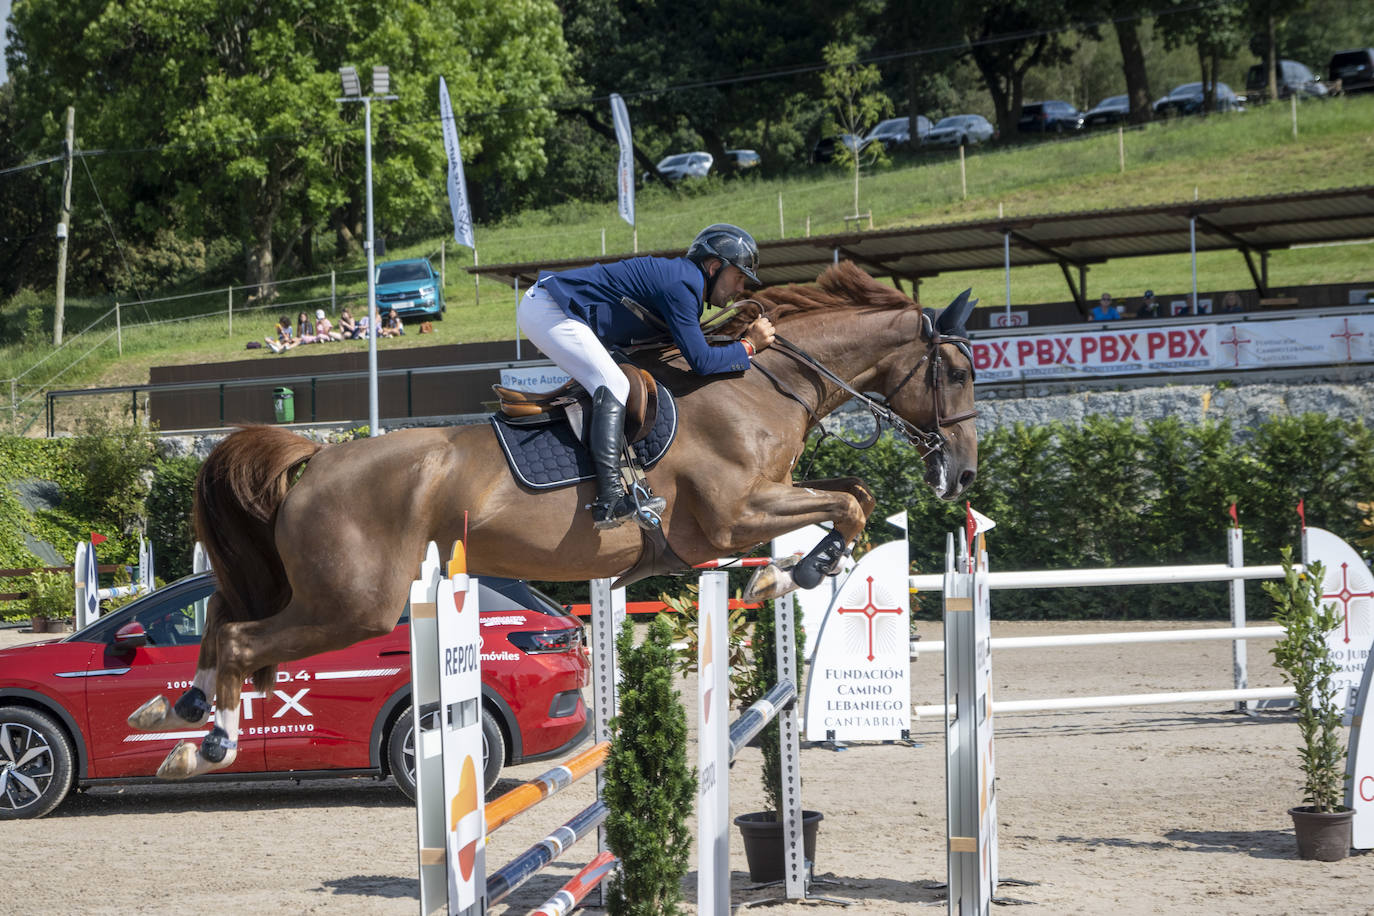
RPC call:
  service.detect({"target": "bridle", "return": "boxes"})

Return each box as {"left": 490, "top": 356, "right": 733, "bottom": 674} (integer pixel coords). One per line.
{"left": 748, "top": 303, "right": 978, "bottom": 460}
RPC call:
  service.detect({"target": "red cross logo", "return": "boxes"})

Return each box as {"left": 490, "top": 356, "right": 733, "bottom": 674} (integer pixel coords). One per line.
{"left": 837, "top": 576, "right": 904, "bottom": 661}
{"left": 1321, "top": 562, "right": 1374, "bottom": 644}
{"left": 1218, "top": 327, "right": 1251, "bottom": 368}
{"left": 1330, "top": 319, "right": 1365, "bottom": 362}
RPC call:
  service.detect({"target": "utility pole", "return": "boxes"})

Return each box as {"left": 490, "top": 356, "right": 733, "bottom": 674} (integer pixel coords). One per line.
{"left": 53, "top": 106, "right": 75, "bottom": 347}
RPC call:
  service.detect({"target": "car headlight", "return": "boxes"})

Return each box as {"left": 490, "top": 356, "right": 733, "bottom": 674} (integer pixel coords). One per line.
{"left": 507, "top": 628, "right": 584, "bottom": 654}
{"left": 419, "top": 286, "right": 436, "bottom": 300}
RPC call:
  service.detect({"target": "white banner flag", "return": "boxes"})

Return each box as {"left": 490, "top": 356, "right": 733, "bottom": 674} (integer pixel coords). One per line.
{"left": 438, "top": 77, "right": 476, "bottom": 250}
{"left": 610, "top": 92, "right": 635, "bottom": 227}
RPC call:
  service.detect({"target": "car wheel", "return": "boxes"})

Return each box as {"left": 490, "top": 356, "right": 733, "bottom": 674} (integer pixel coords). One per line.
{"left": 389, "top": 702, "right": 505, "bottom": 801}
{"left": 0, "top": 707, "right": 75, "bottom": 820}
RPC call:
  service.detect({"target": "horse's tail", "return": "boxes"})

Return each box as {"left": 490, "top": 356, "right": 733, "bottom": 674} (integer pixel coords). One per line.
{"left": 193, "top": 425, "right": 322, "bottom": 694}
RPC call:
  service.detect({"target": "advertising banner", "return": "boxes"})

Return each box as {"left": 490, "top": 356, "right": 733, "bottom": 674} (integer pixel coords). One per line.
{"left": 971, "top": 315, "right": 1374, "bottom": 383}
{"left": 438, "top": 77, "right": 476, "bottom": 250}
{"left": 609, "top": 93, "right": 635, "bottom": 227}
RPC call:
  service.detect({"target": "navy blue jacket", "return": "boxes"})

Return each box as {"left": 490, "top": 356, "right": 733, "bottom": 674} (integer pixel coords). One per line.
{"left": 539, "top": 256, "right": 750, "bottom": 376}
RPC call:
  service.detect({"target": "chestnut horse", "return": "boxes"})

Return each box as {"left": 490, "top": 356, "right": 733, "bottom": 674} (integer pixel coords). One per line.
{"left": 128, "top": 261, "right": 979, "bottom": 778}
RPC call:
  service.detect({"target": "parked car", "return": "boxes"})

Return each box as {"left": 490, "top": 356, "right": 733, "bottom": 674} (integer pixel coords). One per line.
{"left": 1083, "top": 94, "right": 1131, "bottom": 127}
{"left": 651, "top": 151, "right": 713, "bottom": 181}
{"left": 861, "top": 116, "right": 932, "bottom": 151}
{"left": 1328, "top": 48, "right": 1374, "bottom": 94}
{"left": 1245, "top": 60, "right": 1328, "bottom": 102}
{"left": 1016, "top": 100, "right": 1084, "bottom": 133}
{"left": 811, "top": 133, "right": 861, "bottom": 164}
{"left": 724, "top": 148, "right": 761, "bottom": 170}
{"left": 374, "top": 258, "right": 445, "bottom": 321}
{"left": 0, "top": 572, "right": 590, "bottom": 819}
{"left": 921, "top": 114, "right": 996, "bottom": 148}
{"left": 1152, "top": 81, "right": 1243, "bottom": 116}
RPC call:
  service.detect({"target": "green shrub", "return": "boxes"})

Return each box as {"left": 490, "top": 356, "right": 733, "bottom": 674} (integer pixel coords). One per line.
{"left": 70, "top": 417, "right": 158, "bottom": 533}
{"left": 604, "top": 615, "right": 695, "bottom": 916}
{"left": 27, "top": 568, "right": 73, "bottom": 620}
{"left": 147, "top": 455, "right": 201, "bottom": 581}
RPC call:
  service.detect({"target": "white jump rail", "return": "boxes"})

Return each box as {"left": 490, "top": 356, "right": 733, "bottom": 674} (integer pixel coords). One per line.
{"left": 909, "top": 527, "right": 1301, "bottom": 716}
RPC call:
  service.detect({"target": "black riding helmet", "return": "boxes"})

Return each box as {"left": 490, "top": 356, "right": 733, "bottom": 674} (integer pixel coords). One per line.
{"left": 686, "top": 224, "right": 761, "bottom": 296}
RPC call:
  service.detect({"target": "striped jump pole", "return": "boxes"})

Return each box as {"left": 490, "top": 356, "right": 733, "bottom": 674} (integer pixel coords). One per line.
{"left": 485, "top": 800, "right": 608, "bottom": 906}
{"left": 529, "top": 850, "right": 619, "bottom": 916}
{"left": 728, "top": 679, "right": 797, "bottom": 761}
{"left": 484, "top": 741, "right": 609, "bottom": 834}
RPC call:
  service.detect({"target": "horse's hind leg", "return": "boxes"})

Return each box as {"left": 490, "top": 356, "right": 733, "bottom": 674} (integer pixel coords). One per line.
{"left": 127, "top": 596, "right": 225, "bottom": 732}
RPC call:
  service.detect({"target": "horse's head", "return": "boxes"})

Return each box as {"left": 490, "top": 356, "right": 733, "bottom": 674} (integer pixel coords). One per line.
{"left": 881, "top": 289, "right": 979, "bottom": 501}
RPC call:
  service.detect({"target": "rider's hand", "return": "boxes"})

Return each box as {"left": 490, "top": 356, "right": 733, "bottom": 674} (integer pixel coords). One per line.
{"left": 745, "top": 316, "right": 775, "bottom": 353}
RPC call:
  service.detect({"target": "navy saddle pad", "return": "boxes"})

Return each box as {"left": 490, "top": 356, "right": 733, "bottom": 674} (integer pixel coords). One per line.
{"left": 488, "top": 382, "right": 678, "bottom": 490}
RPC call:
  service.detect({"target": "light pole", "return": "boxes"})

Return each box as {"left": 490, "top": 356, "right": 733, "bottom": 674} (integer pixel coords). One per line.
{"left": 337, "top": 65, "right": 397, "bottom": 436}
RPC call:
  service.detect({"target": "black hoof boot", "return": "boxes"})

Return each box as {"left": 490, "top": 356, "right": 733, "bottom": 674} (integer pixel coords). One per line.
{"left": 792, "top": 530, "right": 848, "bottom": 590}
{"left": 173, "top": 687, "right": 211, "bottom": 724}
{"left": 201, "top": 726, "right": 236, "bottom": 764}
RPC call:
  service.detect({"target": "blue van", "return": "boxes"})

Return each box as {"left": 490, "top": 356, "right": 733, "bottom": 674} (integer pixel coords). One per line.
{"left": 374, "top": 258, "right": 445, "bottom": 320}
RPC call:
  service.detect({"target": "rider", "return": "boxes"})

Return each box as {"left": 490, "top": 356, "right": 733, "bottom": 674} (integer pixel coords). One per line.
{"left": 516, "top": 223, "right": 776, "bottom": 530}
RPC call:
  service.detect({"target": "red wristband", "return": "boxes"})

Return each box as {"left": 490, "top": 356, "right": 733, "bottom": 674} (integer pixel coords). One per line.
{"left": 742, "top": 339, "right": 755, "bottom": 357}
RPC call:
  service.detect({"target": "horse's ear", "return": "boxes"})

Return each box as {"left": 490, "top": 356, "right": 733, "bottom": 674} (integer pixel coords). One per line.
{"left": 935, "top": 288, "right": 977, "bottom": 336}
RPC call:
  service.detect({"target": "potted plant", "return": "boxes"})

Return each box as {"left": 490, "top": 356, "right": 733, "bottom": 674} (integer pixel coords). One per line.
{"left": 732, "top": 599, "right": 822, "bottom": 883}
{"left": 1263, "top": 549, "right": 1354, "bottom": 861}
{"left": 28, "top": 569, "right": 74, "bottom": 634}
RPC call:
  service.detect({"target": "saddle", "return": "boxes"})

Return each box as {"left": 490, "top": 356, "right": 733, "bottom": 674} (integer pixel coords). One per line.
{"left": 491, "top": 361, "right": 661, "bottom": 445}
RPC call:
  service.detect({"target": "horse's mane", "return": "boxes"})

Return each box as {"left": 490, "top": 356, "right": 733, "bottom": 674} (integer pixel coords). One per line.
{"left": 717, "top": 260, "right": 919, "bottom": 337}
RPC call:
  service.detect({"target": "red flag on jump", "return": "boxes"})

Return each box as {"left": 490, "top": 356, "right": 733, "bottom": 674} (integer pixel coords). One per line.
{"left": 1228, "top": 503, "right": 1239, "bottom": 528}
{"left": 964, "top": 501, "right": 976, "bottom": 564}
{"left": 1296, "top": 498, "right": 1306, "bottom": 530}
{"left": 90, "top": 532, "right": 108, "bottom": 545}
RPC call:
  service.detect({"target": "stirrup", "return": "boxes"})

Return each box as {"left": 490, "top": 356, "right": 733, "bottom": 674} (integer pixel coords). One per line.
{"left": 629, "top": 481, "right": 666, "bottom": 531}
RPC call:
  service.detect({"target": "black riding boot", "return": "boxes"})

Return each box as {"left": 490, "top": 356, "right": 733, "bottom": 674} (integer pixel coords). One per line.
{"left": 589, "top": 387, "right": 636, "bottom": 530}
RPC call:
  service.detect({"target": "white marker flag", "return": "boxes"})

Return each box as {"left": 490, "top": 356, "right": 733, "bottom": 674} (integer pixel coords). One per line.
{"left": 610, "top": 92, "right": 635, "bottom": 227}
{"left": 438, "top": 77, "right": 475, "bottom": 249}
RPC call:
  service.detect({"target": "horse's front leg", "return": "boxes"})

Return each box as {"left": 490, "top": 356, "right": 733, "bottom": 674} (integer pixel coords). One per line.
{"left": 694, "top": 477, "right": 874, "bottom": 601}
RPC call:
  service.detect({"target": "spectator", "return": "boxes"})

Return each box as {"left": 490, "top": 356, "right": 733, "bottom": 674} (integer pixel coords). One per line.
{"left": 295, "top": 311, "right": 320, "bottom": 343}
{"left": 314, "top": 308, "right": 341, "bottom": 341}
{"left": 1220, "top": 291, "right": 1244, "bottom": 313}
{"left": 380, "top": 307, "right": 405, "bottom": 338}
{"left": 265, "top": 316, "right": 297, "bottom": 353}
{"left": 1089, "top": 292, "right": 1123, "bottom": 321}
{"left": 1135, "top": 289, "right": 1162, "bottom": 320}
{"left": 356, "top": 313, "right": 372, "bottom": 339}
{"left": 338, "top": 308, "right": 362, "bottom": 339}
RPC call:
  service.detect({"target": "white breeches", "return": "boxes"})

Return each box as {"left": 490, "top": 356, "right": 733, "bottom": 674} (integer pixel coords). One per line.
{"left": 516, "top": 285, "right": 630, "bottom": 405}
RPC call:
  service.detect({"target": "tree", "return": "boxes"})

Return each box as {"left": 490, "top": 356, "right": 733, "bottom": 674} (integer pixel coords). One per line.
{"left": 5, "top": 0, "right": 568, "bottom": 297}
{"left": 820, "top": 43, "right": 891, "bottom": 219}
{"left": 1156, "top": 0, "right": 1248, "bottom": 112}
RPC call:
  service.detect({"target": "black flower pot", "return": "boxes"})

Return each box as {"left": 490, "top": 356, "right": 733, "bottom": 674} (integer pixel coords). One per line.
{"left": 733, "top": 810, "right": 823, "bottom": 883}
{"left": 1289, "top": 805, "right": 1354, "bottom": 861}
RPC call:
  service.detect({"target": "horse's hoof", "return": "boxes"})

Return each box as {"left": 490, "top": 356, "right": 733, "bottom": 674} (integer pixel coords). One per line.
{"left": 157, "top": 739, "right": 238, "bottom": 779}
{"left": 157, "top": 740, "right": 202, "bottom": 779}
{"left": 745, "top": 563, "right": 799, "bottom": 602}
{"left": 128, "top": 695, "right": 173, "bottom": 731}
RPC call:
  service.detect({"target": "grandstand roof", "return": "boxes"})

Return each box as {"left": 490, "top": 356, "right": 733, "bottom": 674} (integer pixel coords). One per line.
{"left": 469, "top": 185, "right": 1374, "bottom": 309}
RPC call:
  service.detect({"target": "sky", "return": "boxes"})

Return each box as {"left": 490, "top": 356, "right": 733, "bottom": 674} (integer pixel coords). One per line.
{"left": 0, "top": 0, "right": 10, "bottom": 85}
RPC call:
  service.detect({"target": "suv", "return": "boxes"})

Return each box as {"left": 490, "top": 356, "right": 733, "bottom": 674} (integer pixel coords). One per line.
{"left": 1329, "top": 49, "right": 1374, "bottom": 94}
{"left": 1245, "top": 60, "right": 1328, "bottom": 102}
{"left": 1016, "top": 101, "right": 1083, "bottom": 133}
{"left": 0, "top": 573, "right": 590, "bottom": 818}
{"left": 374, "top": 258, "right": 445, "bottom": 320}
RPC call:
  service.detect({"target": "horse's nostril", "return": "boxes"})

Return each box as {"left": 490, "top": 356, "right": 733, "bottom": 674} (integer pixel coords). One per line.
{"left": 959, "top": 469, "right": 977, "bottom": 489}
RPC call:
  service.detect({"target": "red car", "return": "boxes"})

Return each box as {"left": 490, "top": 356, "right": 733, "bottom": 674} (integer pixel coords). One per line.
{"left": 0, "top": 572, "right": 589, "bottom": 819}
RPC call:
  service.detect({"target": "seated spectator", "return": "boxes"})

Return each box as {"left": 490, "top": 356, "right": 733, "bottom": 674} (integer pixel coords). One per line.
{"left": 1089, "top": 292, "right": 1123, "bottom": 321}
{"left": 265, "top": 315, "right": 297, "bottom": 353}
{"left": 380, "top": 307, "right": 405, "bottom": 338}
{"left": 1135, "top": 289, "right": 1162, "bottom": 320}
{"left": 295, "top": 311, "right": 320, "bottom": 343}
{"left": 1220, "top": 291, "right": 1244, "bottom": 313}
{"left": 338, "top": 308, "right": 362, "bottom": 339}
{"left": 314, "top": 308, "right": 342, "bottom": 341}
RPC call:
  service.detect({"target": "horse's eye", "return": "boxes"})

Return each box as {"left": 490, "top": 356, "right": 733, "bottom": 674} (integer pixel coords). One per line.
{"left": 949, "top": 368, "right": 970, "bottom": 384}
